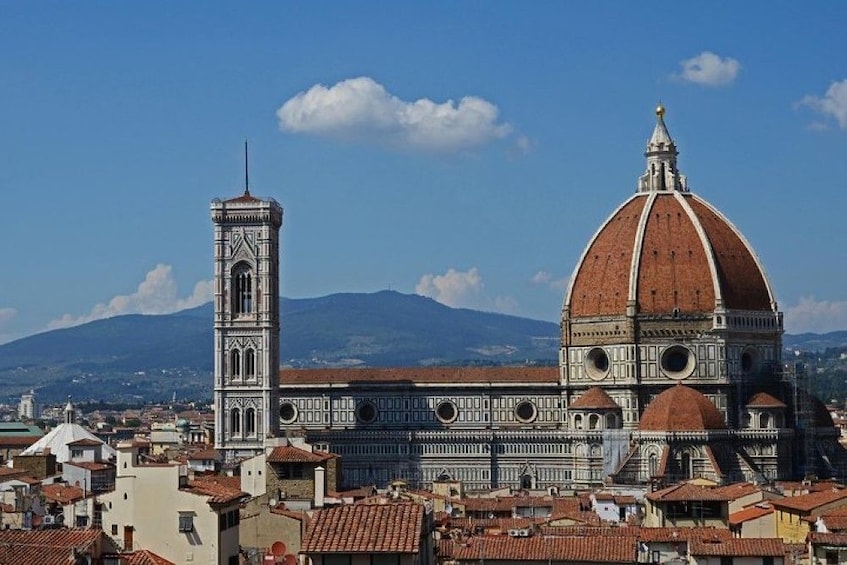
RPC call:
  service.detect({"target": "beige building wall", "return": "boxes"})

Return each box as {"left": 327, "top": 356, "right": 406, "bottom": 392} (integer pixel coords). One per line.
{"left": 99, "top": 443, "right": 240, "bottom": 565}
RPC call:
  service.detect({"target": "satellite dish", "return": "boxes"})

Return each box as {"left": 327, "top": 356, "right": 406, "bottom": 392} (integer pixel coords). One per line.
{"left": 271, "top": 541, "right": 287, "bottom": 556}
{"left": 283, "top": 554, "right": 297, "bottom": 565}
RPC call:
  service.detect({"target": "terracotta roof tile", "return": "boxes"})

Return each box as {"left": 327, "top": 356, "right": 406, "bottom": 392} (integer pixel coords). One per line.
{"left": 729, "top": 504, "right": 773, "bottom": 525}
{"left": 636, "top": 526, "right": 731, "bottom": 543}
{"left": 110, "top": 550, "right": 176, "bottom": 565}
{"left": 303, "top": 503, "right": 423, "bottom": 554}
{"left": 0, "top": 435, "right": 42, "bottom": 447}
{"left": 0, "top": 529, "right": 108, "bottom": 565}
{"left": 183, "top": 475, "right": 246, "bottom": 505}
{"left": 267, "top": 445, "right": 335, "bottom": 463}
{"left": 689, "top": 537, "right": 784, "bottom": 557}
{"left": 639, "top": 384, "right": 726, "bottom": 431}
{"left": 280, "top": 366, "right": 558, "bottom": 386}
{"left": 568, "top": 387, "right": 620, "bottom": 410}
{"left": 42, "top": 483, "right": 87, "bottom": 505}
{"left": 444, "top": 535, "right": 637, "bottom": 563}
{"left": 646, "top": 482, "right": 733, "bottom": 502}
{"left": 746, "top": 392, "right": 787, "bottom": 408}
{"left": 711, "top": 482, "right": 761, "bottom": 500}
{"left": 65, "top": 461, "right": 113, "bottom": 472}
{"left": 771, "top": 488, "right": 847, "bottom": 513}
{"left": 67, "top": 438, "right": 103, "bottom": 446}
{"left": 569, "top": 196, "right": 648, "bottom": 317}
{"left": 808, "top": 532, "right": 847, "bottom": 546}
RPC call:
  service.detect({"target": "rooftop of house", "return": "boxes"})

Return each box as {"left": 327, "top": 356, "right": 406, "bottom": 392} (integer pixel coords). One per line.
{"left": 182, "top": 474, "right": 246, "bottom": 506}
{"left": 770, "top": 488, "right": 847, "bottom": 513}
{"left": 646, "top": 482, "right": 733, "bottom": 503}
{"left": 440, "top": 534, "right": 637, "bottom": 564}
{"left": 688, "top": 537, "right": 785, "bottom": 557}
{"left": 267, "top": 444, "right": 336, "bottom": 464}
{"left": 0, "top": 528, "right": 109, "bottom": 565}
{"left": 302, "top": 502, "right": 424, "bottom": 554}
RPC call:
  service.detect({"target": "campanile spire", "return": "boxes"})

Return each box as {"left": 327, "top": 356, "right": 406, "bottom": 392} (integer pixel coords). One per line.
{"left": 638, "top": 105, "right": 688, "bottom": 193}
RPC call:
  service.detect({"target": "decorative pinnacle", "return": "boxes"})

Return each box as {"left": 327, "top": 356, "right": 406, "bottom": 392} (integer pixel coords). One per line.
{"left": 656, "top": 104, "right": 665, "bottom": 118}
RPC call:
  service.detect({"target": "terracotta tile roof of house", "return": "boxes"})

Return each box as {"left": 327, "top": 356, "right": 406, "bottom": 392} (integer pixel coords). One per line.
{"left": 183, "top": 475, "right": 246, "bottom": 506}
{"left": 330, "top": 485, "right": 378, "bottom": 499}
{"left": 568, "top": 387, "right": 620, "bottom": 410}
{"left": 448, "top": 517, "right": 540, "bottom": 531}
{"left": 729, "top": 504, "right": 774, "bottom": 525}
{"left": 537, "top": 525, "right": 638, "bottom": 538}
{"left": 302, "top": 502, "right": 423, "bottom": 554}
{"left": 639, "top": 384, "right": 727, "bottom": 431}
{"left": 270, "top": 502, "right": 310, "bottom": 522}
{"left": 462, "top": 495, "right": 580, "bottom": 515}
{"left": 808, "top": 532, "right": 847, "bottom": 546}
{"left": 545, "top": 510, "right": 601, "bottom": 526}
{"left": 109, "top": 550, "right": 175, "bottom": 565}
{"left": 267, "top": 445, "right": 335, "bottom": 463}
{"left": 188, "top": 448, "right": 219, "bottom": 460}
{"left": 614, "top": 495, "right": 637, "bottom": 505}
{"left": 746, "top": 392, "right": 787, "bottom": 408}
{"left": 0, "top": 528, "right": 108, "bottom": 565}
{"left": 712, "top": 482, "right": 761, "bottom": 500}
{"left": 817, "top": 506, "right": 847, "bottom": 531}
{"left": 0, "top": 467, "right": 26, "bottom": 480}
{"left": 67, "top": 438, "right": 103, "bottom": 447}
{"left": 280, "top": 366, "right": 559, "bottom": 386}
{"left": 64, "top": 461, "right": 113, "bottom": 472}
{"left": 770, "top": 488, "right": 847, "bottom": 513}
{"left": 443, "top": 535, "right": 637, "bottom": 563}
{"left": 646, "top": 482, "right": 733, "bottom": 502}
{"left": 0, "top": 435, "right": 42, "bottom": 447}
{"left": 42, "top": 483, "right": 87, "bottom": 505}
{"left": 688, "top": 537, "right": 784, "bottom": 557}
{"left": 636, "top": 526, "right": 731, "bottom": 543}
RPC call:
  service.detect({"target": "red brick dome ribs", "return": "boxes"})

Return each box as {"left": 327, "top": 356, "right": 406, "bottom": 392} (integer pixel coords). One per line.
{"left": 639, "top": 384, "right": 727, "bottom": 431}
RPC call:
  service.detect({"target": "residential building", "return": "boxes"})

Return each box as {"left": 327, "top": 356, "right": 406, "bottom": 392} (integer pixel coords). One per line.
{"left": 99, "top": 440, "right": 244, "bottom": 564}
{"left": 772, "top": 488, "right": 847, "bottom": 543}
{"left": 643, "top": 483, "right": 731, "bottom": 528}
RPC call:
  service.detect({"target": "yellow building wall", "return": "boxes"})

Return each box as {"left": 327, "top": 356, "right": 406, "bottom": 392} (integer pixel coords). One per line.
{"left": 774, "top": 509, "right": 810, "bottom": 544}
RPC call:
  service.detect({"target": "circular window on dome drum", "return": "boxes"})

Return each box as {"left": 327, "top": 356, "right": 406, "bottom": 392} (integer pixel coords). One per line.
{"left": 515, "top": 400, "right": 537, "bottom": 423}
{"left": 435, "top": 400, "right": 458, "bottom": 424}
{"left": 279, "top": 401, "right": 298, "bottom": 424}
{"left": 355, "top": 401, "right": 378, "bottom": 424}
{"left": 584, "top": 347, "right": 611, "bottom": 380}
{"left": 741, "top": 347, "right": 759, "bottom": 375}
{"left": 660, "top": 345, "right": 696, "bottom": 379}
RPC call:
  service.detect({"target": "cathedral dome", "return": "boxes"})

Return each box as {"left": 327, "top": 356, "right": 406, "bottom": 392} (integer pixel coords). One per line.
{"left": 639, "top": 384, "right": 727, "bottom": 431}
{"left": 564, "top": 108, "right": 776, "bottom": 320}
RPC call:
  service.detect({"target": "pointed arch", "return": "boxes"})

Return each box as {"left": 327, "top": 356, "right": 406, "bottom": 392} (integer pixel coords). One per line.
{"left": 244, "top": 348, "right": 256, "bottom": 378}
{"left": 230, "top": 408, "right": 241, "bottom": 436}
{"left": 232, "top": 262, "right": 254, "bottom": 315}
{"left": 245, "top": 407, "right": 256, "bottom": 436}
{"left": 230, "top": 349, "right": 241, "bottom": 378}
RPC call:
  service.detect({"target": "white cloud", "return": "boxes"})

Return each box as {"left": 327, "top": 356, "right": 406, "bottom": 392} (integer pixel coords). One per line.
{"left": 675, "top": 51, "right": 741, "bottom": 87}
{"left": 415, "top": 267, "right": 519, "bottom": 315}
{"left": 531, "top": 270, "right": 568, "bottom": 291}
{"left": 784, "top": 296, "right": 847, "bottom": 334}
{"left": 277, "top": 77, "right": 513, "bottom": 152}
{"left": 48, "top": 264, "right": 213, "bottom": 330}
{"left": 0, "top": 307, "right": 16, "bottom": 327}
{"left": 799, "top": 79, "right": 847, "bottom": 130}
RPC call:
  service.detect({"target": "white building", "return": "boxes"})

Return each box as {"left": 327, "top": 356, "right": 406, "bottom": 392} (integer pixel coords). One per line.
{"left": 18, "top": 390, "right": 38, "bottom": 420}
{"left": 99, "top": 440, "right": 243, "bottom": 564}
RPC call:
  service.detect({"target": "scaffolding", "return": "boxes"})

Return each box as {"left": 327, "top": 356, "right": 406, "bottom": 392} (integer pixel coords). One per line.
{"left": 783, "top": 361, "right": 816, "bottom": 479}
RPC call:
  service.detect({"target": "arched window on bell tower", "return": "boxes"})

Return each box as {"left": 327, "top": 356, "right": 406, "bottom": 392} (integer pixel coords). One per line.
{"left": 244, "top": 348, "right": 256, "bottom": 378}
{"left": 230, "top": 408, "right": 241, "bottom": 437}
{"left": 245, "top": 407, "right": 256, "bottom": 436}
{"left": 230, "top": 349, "right": 241, "bottom": 379}
{"left": 232, "top": 263, "right": 253, "bottom": 315}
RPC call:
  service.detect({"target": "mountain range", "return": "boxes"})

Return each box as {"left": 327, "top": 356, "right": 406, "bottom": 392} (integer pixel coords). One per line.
{"left": 0, "top": 290, "right": 843, "bottom": 404}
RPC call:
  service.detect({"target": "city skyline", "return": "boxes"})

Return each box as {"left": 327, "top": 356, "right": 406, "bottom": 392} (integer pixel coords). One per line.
{"left": 1, "top": 2, "right": 846, "bottom": 344}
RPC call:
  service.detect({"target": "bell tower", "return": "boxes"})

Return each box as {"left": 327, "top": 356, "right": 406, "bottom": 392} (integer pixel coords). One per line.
{"left": 211, "top": 150, "right": 283, "bottom": 460}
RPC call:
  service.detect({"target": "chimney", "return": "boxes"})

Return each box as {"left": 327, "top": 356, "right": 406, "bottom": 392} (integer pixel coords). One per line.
{"left": 314, "top": 466, "right": 325, "bottom": 508}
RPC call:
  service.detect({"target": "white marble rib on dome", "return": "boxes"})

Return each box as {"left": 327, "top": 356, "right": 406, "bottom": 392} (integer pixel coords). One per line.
{"left": 19, "top": 422, "right": 116, "bottom": 463}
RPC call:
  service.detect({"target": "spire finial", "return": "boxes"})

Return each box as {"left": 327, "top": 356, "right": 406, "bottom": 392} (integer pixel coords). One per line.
{"left": 637, "top": 104, "right": 688, "bottom": 193}
{"left": 244, "top": 140, "right": 250, "bottom": 196}
{"left": 656, "top": 103, "right": 665, "bottom": 118}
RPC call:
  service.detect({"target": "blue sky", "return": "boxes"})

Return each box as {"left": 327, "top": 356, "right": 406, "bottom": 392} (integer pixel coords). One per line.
{"left": 1, "top": 2, "right": 846, "bottom": 344}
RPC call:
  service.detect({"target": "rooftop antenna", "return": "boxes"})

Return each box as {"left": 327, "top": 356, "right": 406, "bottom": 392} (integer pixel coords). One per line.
{"left": 244, "top": 139, "right": 250, "bottom": 196}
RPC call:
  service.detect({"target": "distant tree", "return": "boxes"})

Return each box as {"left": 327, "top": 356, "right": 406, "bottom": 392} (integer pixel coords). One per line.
{"left": 104, "top": 415, "right": 117, "bottom": 425}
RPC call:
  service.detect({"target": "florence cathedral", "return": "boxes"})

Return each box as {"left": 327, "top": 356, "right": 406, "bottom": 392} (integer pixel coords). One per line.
{"left": 211, "top": 107, "right": 846, "bottom": 491}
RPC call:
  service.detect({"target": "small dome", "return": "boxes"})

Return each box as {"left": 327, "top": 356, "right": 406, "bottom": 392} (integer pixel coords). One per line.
{"left": 568, "top": 387, "right": 620, "bottom": 410}
{"left": 639, "top": 384, "right": 727, "bottom": 431}
{"left": 746, "top": 392, "right": 786, "bottom": 409}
